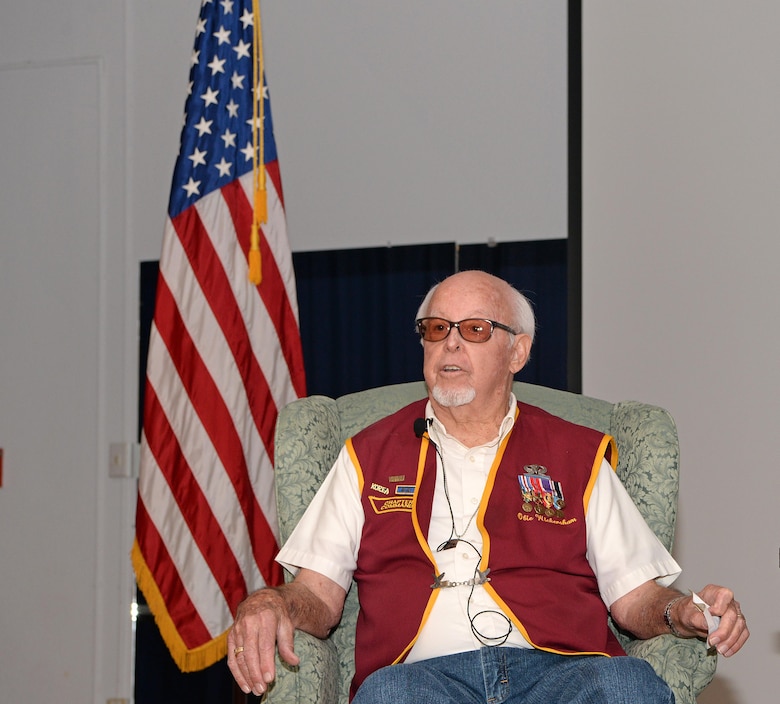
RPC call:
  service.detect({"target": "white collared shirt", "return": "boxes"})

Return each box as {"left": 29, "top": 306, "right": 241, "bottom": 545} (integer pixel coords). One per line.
{"left": 276, "top": 394, "right": 681, "bottom": 661}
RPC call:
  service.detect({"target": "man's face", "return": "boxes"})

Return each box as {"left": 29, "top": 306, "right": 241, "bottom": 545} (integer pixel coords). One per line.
{"left": 421, "top": 274, "right": 530, "bottom": 412}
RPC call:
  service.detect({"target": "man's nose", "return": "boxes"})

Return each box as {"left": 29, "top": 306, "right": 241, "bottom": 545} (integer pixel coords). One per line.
{"left": 443, "top": 327, "right": 461, "bottom": 350}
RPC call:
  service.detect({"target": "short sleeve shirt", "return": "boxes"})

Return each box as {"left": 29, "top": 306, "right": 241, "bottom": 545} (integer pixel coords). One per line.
{"left": 276, "top": 395, "right": 681, "bottom": 660}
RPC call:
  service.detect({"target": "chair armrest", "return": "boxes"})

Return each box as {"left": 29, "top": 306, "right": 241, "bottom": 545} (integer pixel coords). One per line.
{"left": 267, "top": 631, "right": 341, "bottom": 704}
{"left": 624, "top": 635, "right": 717, "bottom": 704}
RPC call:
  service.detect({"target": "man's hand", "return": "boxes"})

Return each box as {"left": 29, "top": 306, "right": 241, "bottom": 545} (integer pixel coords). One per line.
{"left": 611, "top": 579, "right": 749, "bottom": 657}
{"left": 674, "top": 584, "right": 749, "bottom": 657}
{"left": 228, "top": 587, "right": 296, "bottom": 697}
{"left": 227, "top": 569, "right": 346, "bottom": 697}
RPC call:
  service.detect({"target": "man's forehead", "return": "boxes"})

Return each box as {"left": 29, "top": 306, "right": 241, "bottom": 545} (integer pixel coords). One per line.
{"left": 429, "top": 278, "right": 502, "bottom": 317}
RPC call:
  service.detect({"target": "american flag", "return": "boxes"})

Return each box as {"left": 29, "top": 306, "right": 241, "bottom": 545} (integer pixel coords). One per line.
{"left": 132, "top": 0, "right": 306, "bottom": 671}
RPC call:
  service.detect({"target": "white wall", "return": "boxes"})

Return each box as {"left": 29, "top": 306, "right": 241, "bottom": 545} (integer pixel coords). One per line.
{"left": 257, "top": 1, "right": 568, "bottom": 250}
{"left": 583, "top": 2, "right": 780, "bottom": 702}
{"left": 0, "top": 2, "right": 134, "bottom": 702}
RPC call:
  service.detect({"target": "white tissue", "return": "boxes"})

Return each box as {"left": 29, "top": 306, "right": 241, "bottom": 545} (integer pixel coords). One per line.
{"left": 691, "top": 590, "right": 721, "bottom": 643}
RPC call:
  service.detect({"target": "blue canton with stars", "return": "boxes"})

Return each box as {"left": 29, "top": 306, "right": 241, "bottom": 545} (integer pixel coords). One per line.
{"left": 168, "top": 0, "right": 277, "bottom": 219}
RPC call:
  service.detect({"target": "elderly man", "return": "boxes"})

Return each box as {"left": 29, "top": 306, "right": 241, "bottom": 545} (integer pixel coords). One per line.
{"left": 228, "top": 270, "right": 749, "bottom": 703}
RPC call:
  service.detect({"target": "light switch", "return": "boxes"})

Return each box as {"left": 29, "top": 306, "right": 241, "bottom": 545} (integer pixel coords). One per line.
{"left": 109, "top": 442, "right": 137, "bottom": 478}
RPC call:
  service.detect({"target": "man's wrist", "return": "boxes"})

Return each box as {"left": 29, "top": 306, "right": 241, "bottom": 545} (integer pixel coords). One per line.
{"left": 663, "top": 594, "right": 687, "bottom": 637}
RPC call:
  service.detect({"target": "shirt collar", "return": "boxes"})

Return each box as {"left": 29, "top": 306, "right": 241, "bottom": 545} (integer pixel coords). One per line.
{"left": 425, "top": 392, "right": 517, "bottom": 449}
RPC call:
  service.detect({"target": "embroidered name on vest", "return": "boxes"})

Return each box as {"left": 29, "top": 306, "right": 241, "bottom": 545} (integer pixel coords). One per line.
{"left": 518, "top": 512, "right": 578, "bottom": 526}
{"left": 368, "top": 496, "right": 413, "bottom": 514}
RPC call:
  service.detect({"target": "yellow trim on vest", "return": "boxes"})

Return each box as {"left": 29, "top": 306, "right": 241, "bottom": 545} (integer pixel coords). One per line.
{"left": 480, "top": 581, "right": 612, "bottom": 658}
{"left": 393, "top": 436, "right": 441, "bottom": 664}
{"left": 477, "top": 405, "right": 518, "bottom": 573}
{"left": 583, "top": 434, "right": 617, "bottom": 514}
{"left": 345, "top": 437, "right": 365, "bottom": 495}
{"left": 411, "top": 436, "right": 439, "bottom": 565}
{"left": 392, "top": 585, "right": 441, "bottom": 665}
{"left": 605, "top": 435, "right": 618, "bottom": 470}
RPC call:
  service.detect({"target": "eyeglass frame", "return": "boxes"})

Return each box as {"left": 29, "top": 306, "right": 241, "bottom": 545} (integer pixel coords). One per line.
{"left": 415, "top": 317, "right": 520, "bottom": 344}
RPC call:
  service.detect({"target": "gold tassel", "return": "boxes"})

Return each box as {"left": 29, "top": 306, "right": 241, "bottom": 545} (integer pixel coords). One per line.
{"left": 248, "top": 226, "right": 262, "bottom": 285}
{"left": 248, "top": 0, "right": 266, "bottom": 285}
{"left": 248, "top": 167, "right": 266, "bottom": 284}
{"left": 254, "top": 177, "right": 268, "bottom": 224}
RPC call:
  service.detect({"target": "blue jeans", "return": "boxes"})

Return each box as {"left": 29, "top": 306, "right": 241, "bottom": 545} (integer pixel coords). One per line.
{"left": 352, "top": 648, "right": 674, "bottom": 704}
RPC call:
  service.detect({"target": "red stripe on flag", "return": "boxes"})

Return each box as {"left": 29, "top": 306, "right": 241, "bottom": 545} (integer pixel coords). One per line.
{"left": 142, "top": 379, "right": 248, "bottom": 609}
{"left": 266, "top": 159, "right": 285, "bottom": 210}
{"left": 222, "top": 177, "right": 307, "bottom": 400}
{"left": 170, "top": 205, "right": 279, "bottom": 459}
{"left": 134, "top": 499, "right": 213, "bottom": 649}
{"left": 153, "top": 273, "right": 282, "bottom": 587}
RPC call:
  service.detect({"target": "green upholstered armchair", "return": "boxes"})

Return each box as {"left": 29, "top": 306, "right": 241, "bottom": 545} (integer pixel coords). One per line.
{"left": 267, "top": 381, "right": 717, "bottom": 704}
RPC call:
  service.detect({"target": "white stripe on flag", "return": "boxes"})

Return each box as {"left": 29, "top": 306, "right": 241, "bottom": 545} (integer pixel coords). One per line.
{"left": 144, "top": 318, "right": 265, "bottom": 592}
{"left": 239, "top": 171, "right": 301, "bottom": 320}
{"left": 138, "top": 429, "right": 235, "bottom": 637}
{"left": 157, "top": 226, "right": 280, "bottom": 544}
{"left": 194, "top": 187, "right": 298, "bottom": 413}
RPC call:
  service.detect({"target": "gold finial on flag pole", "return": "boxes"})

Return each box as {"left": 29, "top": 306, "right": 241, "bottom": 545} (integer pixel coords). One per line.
{"left": 248, "top": 0, "right": 266, "bottom": 285}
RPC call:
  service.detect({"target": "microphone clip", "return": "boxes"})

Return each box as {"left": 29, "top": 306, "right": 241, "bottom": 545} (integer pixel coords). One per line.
{"left": 413, "top": 417, "right": 431, "bottom": 439}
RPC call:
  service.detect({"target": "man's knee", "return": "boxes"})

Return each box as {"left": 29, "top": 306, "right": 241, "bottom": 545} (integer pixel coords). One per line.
{"left": 353, "top": 661, "right": 473, "bottom": 704}
{"left": 352, "top": 665, "right": 419, "bottom": 704}
{"left": 586, "top": 656, "right": 674, "bottom": 704}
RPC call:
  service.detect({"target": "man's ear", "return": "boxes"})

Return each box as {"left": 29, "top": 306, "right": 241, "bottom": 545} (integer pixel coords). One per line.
{"left": 509, "top": 334, "right": 532, "bottom": 374}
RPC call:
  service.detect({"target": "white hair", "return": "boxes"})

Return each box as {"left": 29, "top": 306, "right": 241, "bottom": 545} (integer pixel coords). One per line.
{"left": 415, "top": 272, "right": 536, "bottom": 347}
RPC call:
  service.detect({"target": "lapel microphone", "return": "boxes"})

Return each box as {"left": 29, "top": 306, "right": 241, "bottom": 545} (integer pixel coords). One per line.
{"left": 413, "top": 417, "right": 430, "bottom": 439}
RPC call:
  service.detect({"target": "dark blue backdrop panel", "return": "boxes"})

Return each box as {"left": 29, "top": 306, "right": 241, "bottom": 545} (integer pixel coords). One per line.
{"left": 458, "top": 239, "right": 568, "bottom": 391}
{"left": 292, "top": 243, "right": 455, "bottom": 398}
{"left": 292, "top": 239, "right": 567, "bottom": 399}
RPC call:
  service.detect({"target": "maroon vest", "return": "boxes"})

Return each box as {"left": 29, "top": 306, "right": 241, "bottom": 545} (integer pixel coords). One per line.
{"left": 347, "top": 399, "right": 623, "bottom": 698}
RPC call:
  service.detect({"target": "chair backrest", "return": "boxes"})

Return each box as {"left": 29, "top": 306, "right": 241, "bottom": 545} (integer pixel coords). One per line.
{"left": 273, "top": 381, "right": 680, "bottom": 702}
